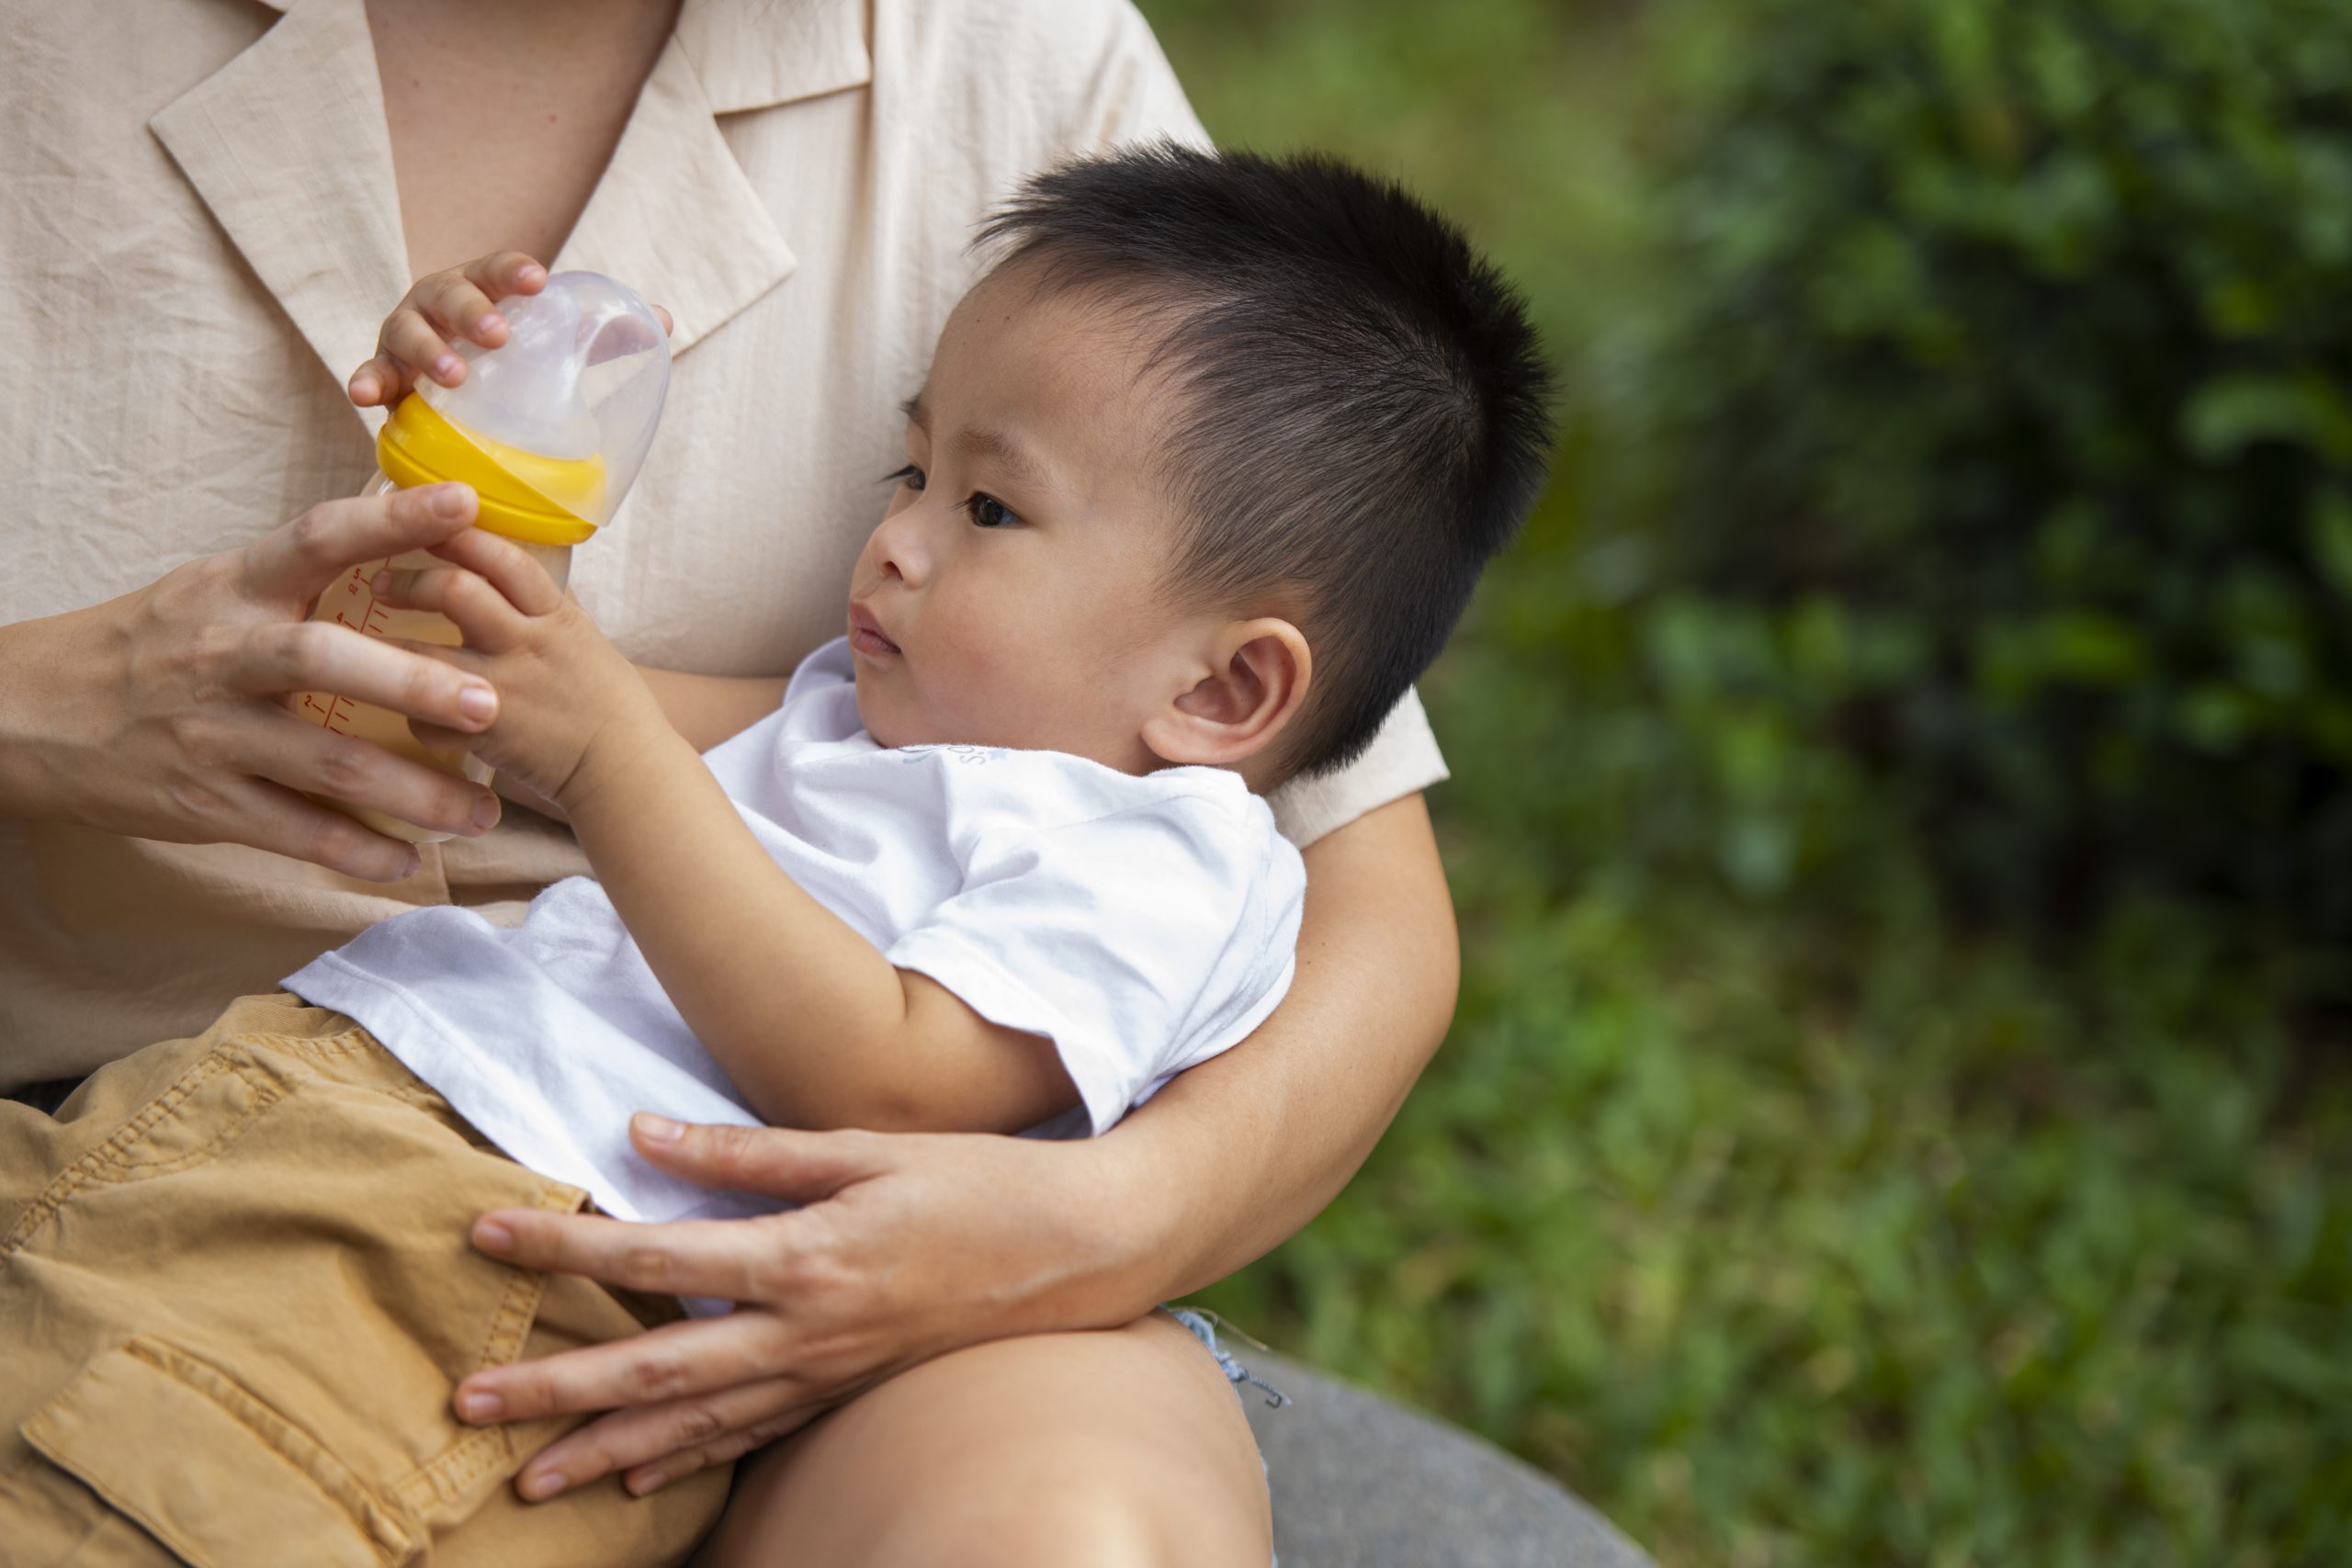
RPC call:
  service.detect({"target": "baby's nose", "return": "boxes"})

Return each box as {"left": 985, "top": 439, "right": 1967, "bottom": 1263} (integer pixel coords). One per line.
{"left": 873, "top": 523, "right": 931, "bottom": 590}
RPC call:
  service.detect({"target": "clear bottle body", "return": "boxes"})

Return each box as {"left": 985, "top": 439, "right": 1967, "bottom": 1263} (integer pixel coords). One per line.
{"left": 293, "top": 471, "right": 571, "bottom": 842}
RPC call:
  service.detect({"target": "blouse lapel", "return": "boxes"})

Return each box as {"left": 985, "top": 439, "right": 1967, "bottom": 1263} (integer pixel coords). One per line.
{"left": 554, "top": 0, "right": 873, "bottom": 355}
{"left": 149, "top": 0, "right": 405, "bottom": 423}
{"left": 146, "top": 0, "right": 873, "bottom": 400}
{"left": 548, "top": 33, "right": 798, "bottom": 358}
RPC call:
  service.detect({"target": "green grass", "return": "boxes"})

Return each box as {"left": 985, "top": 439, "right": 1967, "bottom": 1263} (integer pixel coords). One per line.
{"left": 1140, "top": 2, "right": 2352, "bottom": 1561}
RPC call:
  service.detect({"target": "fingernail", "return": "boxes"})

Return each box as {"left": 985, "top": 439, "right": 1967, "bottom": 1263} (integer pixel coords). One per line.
{"left": 458, "top": 1390, "right": 503, "bottom": 1423}
{"left": 431, "top": 484, "right": 471, "bottom": 518}
{"left": 479, "top": 313, "right": 506, "bottom": 339}
{"left": 459, "top": 684, "right": 497, "bottom": 725}
{"left": 628, "top": 1471, "right": 667, "bottom": 1496}
{"left": 633, "top": 1112, "right": 683, "bottom": 1146}
{"left": 434, "top": 353, "right": 462, "bottom": 381}
{"left": 471, "top": 794, "right": 502, "bottom": 834}
{"left": 519, "top": 265, "right": 546, "bottom": 286}
{"left": 371, "top": 570, "right": 395, "bottom": 596}
{"left": 350, "top": 373, "right": 375, "bottom": 400}
{"left": 520, "top": 1470, "right": 566, "bottom": 1502}
{"left": 474, "top": 1218, "right": 514, "bottom": 1253}
{"left": 396, "top": 849, "right": 422, "bottom": 880}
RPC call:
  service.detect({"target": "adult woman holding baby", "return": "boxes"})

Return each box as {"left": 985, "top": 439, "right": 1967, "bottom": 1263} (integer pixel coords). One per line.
{"left": 0, "top": 1, "right": 1464, "bottom": 1562}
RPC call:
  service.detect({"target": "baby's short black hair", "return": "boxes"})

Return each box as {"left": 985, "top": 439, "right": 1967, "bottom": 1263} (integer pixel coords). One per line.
{"left": 978, "top": 142, "right": 1554, "bottom": 778}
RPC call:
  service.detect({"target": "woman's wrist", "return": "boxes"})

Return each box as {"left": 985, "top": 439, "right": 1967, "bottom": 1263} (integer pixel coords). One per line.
{"left": 0, "top": 607, "right": 94, "bottom": 825}
{"left": 1039, "top": 1113, "right": 1204, "bottom": 1325}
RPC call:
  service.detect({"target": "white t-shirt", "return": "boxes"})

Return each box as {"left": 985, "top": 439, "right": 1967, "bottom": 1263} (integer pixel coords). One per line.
{"left": 287, "top": 639, "right": 1306, "bottom": 1227}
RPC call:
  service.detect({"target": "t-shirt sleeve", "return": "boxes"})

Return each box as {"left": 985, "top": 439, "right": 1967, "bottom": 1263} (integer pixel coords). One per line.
{"left": 882, "top": 795, "right": 1305, "bottom": 1136}
{"left": 1266, "top": 688, "right": 1451, "bottom": 847}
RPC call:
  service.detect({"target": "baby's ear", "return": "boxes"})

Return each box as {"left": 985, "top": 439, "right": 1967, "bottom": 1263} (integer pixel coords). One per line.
{"left": 1143, "top": 619, "right": 1312, "bottom": 772}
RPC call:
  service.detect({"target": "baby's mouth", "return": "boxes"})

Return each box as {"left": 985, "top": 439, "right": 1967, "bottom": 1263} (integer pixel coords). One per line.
{"left": 847, "top": 602, "right": 901, "bottom": 658}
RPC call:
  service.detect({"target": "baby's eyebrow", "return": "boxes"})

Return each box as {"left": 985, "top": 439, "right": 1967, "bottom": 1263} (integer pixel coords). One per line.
{"left": 904, "top": 389, "right": 1053, "bottom": 491}
{"left": 955, "top": 424, "right": 1049, "bottom": 490}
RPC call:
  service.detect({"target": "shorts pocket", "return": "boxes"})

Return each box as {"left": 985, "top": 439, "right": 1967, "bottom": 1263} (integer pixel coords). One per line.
{"left": 5, "top": 1045, "right": 288, "bottom": 1258}
{"left": 20, "top": 1335, "right": 421, "bottom": 1568}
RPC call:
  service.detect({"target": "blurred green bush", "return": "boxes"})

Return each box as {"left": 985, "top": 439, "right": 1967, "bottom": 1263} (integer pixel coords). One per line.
{"left": 1611, "top": 0, "right": 2352, "bottom": 947}
{"left": 1144, "top": 2, "right": 2352, "bottom": 1562}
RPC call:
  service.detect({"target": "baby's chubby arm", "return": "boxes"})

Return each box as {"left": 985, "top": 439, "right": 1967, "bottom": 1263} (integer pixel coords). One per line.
{"left": 379, "top": 532, "right": 1081, "bottom": 1134}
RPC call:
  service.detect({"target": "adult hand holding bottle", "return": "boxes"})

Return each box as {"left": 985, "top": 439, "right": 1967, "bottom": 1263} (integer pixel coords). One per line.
{"left": 0, "top": 253, "right": 673, "bottom": 876}
{"left": 0, "top": 479, "right": 505, "bottom": 883}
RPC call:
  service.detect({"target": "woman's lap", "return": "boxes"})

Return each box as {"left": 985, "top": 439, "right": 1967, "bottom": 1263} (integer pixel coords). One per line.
{"left": 692, "top": 1310, "right": 1272, "bottom": 1568}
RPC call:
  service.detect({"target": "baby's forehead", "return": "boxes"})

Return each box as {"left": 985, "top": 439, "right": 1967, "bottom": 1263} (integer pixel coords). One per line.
{"left": 920, "top": 266, "right": 1199, "bottom": 468}
{"left": 944, "top": 257, "right": 1189, "bottom": 366}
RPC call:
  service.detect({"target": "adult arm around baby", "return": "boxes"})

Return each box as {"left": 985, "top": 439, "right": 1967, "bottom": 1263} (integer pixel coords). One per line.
{"left": 449, "top": 789, "right": 1456, "bottom": 1503}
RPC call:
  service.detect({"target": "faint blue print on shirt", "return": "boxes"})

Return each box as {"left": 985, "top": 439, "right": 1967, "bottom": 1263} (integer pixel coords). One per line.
{"left": 894, "top": 744, "right": 1004, "bottom": 765}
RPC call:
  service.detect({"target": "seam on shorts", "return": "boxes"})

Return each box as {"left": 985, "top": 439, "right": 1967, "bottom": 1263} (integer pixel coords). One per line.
{"left": 22, "top": 1334, "right": 422, "bottom": 1568}
{"left": 3, "top": 1046, "right": 285, "bottom": 1258}
{"left": 391, "top": 1423, "right": 517, "bottom": 1519}
{"left": 243, "top": 1027, "right": 379, "bottom": 1064}
{"left": 390, "top": 1179, "right": 587, "bottom": 1517}
{"left": 254, "top": 1027, "right": 503, "bottom": 1147}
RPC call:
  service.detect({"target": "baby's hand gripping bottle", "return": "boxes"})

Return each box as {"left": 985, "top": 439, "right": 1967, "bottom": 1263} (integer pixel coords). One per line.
{"left": 296, "top": 271, "right": 671, "bottom": 841}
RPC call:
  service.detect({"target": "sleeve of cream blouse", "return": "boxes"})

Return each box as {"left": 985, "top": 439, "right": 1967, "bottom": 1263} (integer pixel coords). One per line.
{"left": 1067, "top": 3, "right": 1454, "bottom": 848}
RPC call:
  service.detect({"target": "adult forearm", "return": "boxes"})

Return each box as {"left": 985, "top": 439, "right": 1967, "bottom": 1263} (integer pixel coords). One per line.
{"left": 1093, "top": 791, "right": 1459, "bottom": 1305}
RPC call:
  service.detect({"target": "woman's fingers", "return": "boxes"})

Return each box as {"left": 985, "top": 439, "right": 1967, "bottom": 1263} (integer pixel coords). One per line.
{"left": 514, "top": 1374, "right": 834, "bottom": 1502}
{"left": 205, "top": 773, "right": 425, "bottom": 883}
{"left": 230, "top": 618, "right": 495, "bottom": 731}
{"left": 469, "top": 1207, "right": 794, "bottom": 1302}
{"left": 457, "top": 1308, "right": 791, "bottom": 1430}
{"left": 243, "top": 707, "right": 500, "bottom": 840}
{"left": 626, "top": 1117, "right": 891, "bottom": 1202}
{"left": 241, "top": 483, "right": 477, "bottom": 605}
{"left": 424, "top": 528, "right": 567, "bottom": 616}
{"left": 617, "top": 1418, "right": 797, "bottom": 1497}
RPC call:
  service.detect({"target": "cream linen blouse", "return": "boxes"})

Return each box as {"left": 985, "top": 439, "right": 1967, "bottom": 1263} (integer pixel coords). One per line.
{"left": 0, "top": 0, "right": 1447, "bottom": 1085}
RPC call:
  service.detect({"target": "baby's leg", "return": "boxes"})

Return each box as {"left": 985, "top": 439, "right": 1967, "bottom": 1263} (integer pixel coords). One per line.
{"left": 695, "top": 1310, "right": 1272, "bottom": 1568}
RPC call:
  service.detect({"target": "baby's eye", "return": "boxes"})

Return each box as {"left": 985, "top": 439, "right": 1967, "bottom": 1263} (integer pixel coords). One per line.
{"left": 962, "top": 493, "right": 1021, "bottom": 529}
{"left": 883, "top": 463, "right": 926, "bottom": 491}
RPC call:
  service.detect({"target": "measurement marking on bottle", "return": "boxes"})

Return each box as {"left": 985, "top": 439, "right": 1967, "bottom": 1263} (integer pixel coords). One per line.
{"left": 303, "top": 558, "right": 396, "bottom": 737}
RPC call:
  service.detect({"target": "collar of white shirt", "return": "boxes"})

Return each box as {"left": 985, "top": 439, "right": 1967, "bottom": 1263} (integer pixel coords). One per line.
{"left": 149, "top": 0, "right": 868, "bottom": 414}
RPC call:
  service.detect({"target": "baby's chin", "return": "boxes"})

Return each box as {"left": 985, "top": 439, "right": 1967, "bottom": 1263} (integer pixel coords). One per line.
{"left": 851, "top": 678, "right": 906, "bottom": 748}
{"left": 851, "top": 673, "right": 949, "bottom": 750}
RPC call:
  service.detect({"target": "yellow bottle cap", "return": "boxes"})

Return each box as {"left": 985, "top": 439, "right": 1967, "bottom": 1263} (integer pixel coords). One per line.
{"left": 377, "top": 393, "right": 609, "bottom": 547}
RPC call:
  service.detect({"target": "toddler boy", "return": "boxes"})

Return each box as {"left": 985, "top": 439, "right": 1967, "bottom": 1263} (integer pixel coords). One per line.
{"left": 0, "top": 144, "right": 1552, "bottom": 1565}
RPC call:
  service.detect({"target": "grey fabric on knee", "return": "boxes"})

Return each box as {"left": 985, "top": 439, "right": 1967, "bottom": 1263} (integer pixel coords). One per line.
{"left": 1240, "top": 1354, "right": 1655, "bottom": 1568}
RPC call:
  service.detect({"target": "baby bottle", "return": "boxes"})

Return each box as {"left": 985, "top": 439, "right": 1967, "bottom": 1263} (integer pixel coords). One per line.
{"left": 296, "top": 271, "right": 671, "bottom": 841}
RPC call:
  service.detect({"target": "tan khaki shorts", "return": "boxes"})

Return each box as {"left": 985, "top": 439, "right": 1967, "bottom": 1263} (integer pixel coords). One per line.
{"left": 0, "top": 991, "right": 729, "bottom": 1567}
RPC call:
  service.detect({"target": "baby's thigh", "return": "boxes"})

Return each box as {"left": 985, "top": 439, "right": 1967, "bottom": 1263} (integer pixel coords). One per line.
{"left": 695, "top": 1311, "right": 1271, "bottom": 1568}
